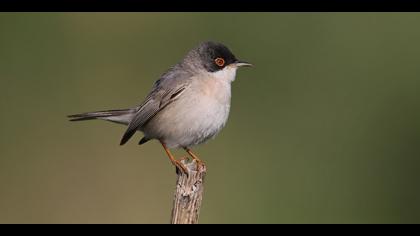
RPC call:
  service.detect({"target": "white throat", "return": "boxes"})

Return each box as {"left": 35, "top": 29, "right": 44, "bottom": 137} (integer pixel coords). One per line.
{"left": 211, "top": 66, "right": 238, "bottom": 83}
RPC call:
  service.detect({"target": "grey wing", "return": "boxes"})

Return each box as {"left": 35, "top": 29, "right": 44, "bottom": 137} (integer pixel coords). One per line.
{"left": 119, "top": 69, "right": 191, "bottom": 145}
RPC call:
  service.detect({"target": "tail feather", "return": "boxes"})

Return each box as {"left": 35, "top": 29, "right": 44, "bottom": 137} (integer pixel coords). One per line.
{"left": 138, "top": 137, "right": 150, "bottom": 145}
{"left": 68, "top": 109, "right": 133, "bottom": 123}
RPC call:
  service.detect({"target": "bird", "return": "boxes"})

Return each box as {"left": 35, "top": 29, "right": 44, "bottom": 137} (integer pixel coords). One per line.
{"left": 68, "top": 41, "right": 252, "bottom": 173}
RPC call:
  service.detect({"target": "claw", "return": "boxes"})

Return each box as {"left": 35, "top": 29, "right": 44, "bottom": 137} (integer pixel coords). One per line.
{"left": 160, "top": 141, "right": 190, "bottom": 175}
{"left": 173, "top": 160, "right": 189, "bottom": 175}
{"left": 194, "top": 159, "right": 205, "bottom": 171}
{"left": 184, "top": 148, "right": 204, "bottom": 171}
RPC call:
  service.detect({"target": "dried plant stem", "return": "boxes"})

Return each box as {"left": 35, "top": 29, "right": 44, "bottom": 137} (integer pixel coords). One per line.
{"left": 171, "top": 160, "right": 207, "bottom": 224}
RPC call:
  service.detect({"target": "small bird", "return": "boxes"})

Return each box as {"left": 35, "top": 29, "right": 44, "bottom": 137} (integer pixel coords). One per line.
{"left": 68, "top": 41, "right": 252, "bottom": 173}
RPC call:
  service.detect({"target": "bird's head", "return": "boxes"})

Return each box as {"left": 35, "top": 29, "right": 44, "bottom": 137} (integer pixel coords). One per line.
{"left": 184, "top": 41, "right": 252, "bottom": 83}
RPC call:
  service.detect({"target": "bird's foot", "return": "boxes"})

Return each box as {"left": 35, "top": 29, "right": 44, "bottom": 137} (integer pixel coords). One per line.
{"left": 184, "top": 148, "right": 205, "bottom": 170}
{"left": 177, "top": 156, "right": 204, "bottom": 172}
{"left": 172, "top": 159, "right": 189, "bottom": 175}
{"left": 194, "top": 159, "right": 205, "bottom": 171}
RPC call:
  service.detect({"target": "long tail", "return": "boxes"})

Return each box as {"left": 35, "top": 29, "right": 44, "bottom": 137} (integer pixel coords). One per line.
{"left": 68, "top": 108, "right": 135, "bottom": 124}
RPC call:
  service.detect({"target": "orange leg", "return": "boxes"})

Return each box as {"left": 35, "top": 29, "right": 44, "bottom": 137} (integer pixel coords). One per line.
{"left": 184, "top": 148, "right": 205, "bottom": 168}
{"left": 160, "top": 141, "right": 188, "bottom": 174}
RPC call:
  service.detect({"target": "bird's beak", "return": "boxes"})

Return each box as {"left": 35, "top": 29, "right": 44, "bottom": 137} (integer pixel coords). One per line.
{"left": 235, "top": 60, "right": 253, "bottom": 67}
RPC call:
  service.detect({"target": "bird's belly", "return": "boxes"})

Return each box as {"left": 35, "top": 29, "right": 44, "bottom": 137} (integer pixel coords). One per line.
{"left": 143, "top": 89, "right": 231, "bottom": 148}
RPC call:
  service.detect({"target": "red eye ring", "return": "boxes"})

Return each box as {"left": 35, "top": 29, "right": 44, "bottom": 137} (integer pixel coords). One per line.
{"left": 215, "top": 57, "right": 225, "bottom": 67}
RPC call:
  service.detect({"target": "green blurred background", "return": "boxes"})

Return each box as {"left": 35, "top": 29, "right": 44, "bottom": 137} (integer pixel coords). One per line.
{"left": 0, "top": 13, "right": 419, "bottom": 224}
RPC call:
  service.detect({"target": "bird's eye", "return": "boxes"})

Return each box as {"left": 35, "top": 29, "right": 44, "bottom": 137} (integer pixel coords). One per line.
{"left": 214, "top": 57, "right": 225, "bottom": 67}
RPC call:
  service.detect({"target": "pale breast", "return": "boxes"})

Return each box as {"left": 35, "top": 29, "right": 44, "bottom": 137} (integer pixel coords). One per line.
{"left": 143, "top": 75, "right": 232, "bottom": 148}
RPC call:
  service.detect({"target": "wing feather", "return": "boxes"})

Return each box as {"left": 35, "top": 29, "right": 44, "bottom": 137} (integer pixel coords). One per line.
{"left": 119, "top": 75, "right": 189, "bottom": 145}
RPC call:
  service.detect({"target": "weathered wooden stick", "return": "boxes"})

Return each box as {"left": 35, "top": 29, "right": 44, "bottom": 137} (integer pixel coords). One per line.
{"left": 171, "top": 160, "right": 207, "bottom": 224}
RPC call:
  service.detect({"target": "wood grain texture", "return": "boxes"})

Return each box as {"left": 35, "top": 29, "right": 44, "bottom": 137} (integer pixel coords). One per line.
{"left": 171, "top": 160, "right": 207, "bottom": 224}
